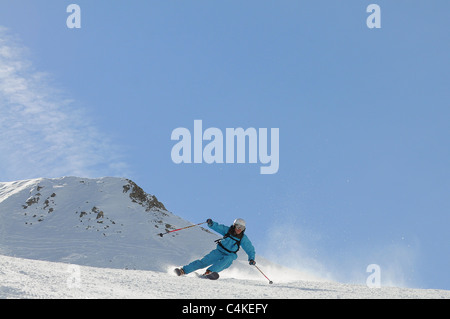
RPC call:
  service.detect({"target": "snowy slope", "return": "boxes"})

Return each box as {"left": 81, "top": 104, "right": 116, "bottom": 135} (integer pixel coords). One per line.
{"left": 1, "top": 177, "right": 449, "bottom": 299}
{"left": 1, "top": 255, "right": 449, "bottom": 299}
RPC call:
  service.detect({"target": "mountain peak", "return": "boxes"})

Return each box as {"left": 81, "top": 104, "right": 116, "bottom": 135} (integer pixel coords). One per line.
{"left": 122, "top": 178, "right": 166, "bottom": 212}
{"left": 0, "top": 176, "right": 217, "bottom": 271}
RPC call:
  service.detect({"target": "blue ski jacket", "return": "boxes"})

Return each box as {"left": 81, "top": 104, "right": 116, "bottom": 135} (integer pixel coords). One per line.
{"left": 208, "top": 221, "right": 256, "bottom": 261}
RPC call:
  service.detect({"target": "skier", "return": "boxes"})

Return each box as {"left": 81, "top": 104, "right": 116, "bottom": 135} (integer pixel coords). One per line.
{"left": 174, "top": 218, "right": 256, "bottom": 279}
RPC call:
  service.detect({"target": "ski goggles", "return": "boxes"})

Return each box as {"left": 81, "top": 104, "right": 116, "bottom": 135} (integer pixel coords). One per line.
{"left": 234, "top": 223, "right": 245, "bottom": 231}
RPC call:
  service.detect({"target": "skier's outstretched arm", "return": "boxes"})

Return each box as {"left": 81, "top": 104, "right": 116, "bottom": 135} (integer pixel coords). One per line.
{"left": 206, "top": 219, "right": 228, "bottom": 236}
{"left": 241, "top": 236, "right": 256, "bottom": 263}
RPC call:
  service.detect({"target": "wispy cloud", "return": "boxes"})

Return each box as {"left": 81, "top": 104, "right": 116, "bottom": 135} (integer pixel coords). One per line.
{"left": 0, "top": 27, "right": 128, "bottom": 181}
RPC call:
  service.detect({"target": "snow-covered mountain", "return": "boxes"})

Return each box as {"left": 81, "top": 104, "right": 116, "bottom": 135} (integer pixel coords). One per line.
{"left": 1, "top": 177, "right": 449, "bottom": 299}
{"left": 0, "top": 176, "right": 220, "bottom": 271}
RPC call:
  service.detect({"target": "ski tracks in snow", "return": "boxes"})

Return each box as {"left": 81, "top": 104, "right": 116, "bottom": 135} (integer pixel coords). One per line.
{"left": 1, "top": 255, "right": 449, "bottom": 299}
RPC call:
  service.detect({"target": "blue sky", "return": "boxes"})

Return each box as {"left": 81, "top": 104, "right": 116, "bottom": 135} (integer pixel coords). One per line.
{"left": 0, "top": 1, "right": 449, "bottom": 290}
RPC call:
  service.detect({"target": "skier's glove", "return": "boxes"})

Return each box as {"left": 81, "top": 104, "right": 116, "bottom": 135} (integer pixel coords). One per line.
{"left": 207, "top": 219, "right": 213, "bottom": 226}
{"left": 249, "top": 260, "right": 256, "bottom": 266}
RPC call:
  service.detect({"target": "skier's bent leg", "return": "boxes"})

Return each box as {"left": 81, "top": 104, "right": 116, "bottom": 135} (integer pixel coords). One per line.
{"left": 208, "top": 253, "right": 237, "bottom": 273}
{"left": 182, "top": 249, "right": 222, "bottom": 274}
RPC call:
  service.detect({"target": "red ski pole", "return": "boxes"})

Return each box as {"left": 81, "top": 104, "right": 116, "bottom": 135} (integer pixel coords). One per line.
{"left": 254, "top": 264, "right": 273, "bottom": 284}
{"left": 158, "top": 222, "right": 207, "bottom": 237}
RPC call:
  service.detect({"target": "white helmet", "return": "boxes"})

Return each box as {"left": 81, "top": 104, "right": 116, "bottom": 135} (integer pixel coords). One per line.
{"left": 233, "top": 218, "right": 246, "bottom": 230}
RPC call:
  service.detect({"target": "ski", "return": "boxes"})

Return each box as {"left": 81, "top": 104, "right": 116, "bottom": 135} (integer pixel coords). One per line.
{"left": 174, "top": 268, "right": 219, "bottom": 280}
{"left": 195, "top": 272, "right": 220, "bottom": 280}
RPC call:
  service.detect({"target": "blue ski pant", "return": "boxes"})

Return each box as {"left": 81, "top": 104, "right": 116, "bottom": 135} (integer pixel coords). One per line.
{"left": 182, "top": 248, "right": 237, "bottom": 274}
